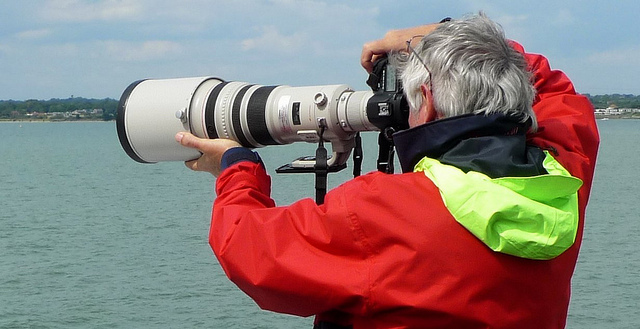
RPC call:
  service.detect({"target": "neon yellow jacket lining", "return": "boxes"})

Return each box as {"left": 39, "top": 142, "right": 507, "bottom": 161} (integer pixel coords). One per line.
{"left": 414, "top": 150, "right": 582, "bottom": 260}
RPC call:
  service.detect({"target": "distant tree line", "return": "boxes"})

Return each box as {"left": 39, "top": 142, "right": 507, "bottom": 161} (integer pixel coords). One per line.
{"left": 585, "top": 94, "right": 640, "bottom": 109}
{"left": 0, "top": 98, "right": 118, "bottom": 120}
{"left": 1, "top": 94, "right": 639, "bottom": 121}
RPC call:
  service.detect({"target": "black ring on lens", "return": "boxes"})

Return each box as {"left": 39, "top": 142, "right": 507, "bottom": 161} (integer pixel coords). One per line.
{"left": 232, "top": 84, "right": 254, "bottom": 147}
{"left": 116, "top": 79, "right": 149, "bottom": 163}
{"left": 247, "top": 86, "right": 278, "bottom": 145}
{"left": 205, "top": 81, "right": 229, "bottom": 139}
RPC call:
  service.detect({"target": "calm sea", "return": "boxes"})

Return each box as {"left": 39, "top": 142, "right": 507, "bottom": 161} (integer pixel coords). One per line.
{"left": 0, "top": 120, "right": 638, "bottom": 328}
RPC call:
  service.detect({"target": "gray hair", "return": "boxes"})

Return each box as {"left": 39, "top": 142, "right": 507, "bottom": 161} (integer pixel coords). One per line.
{"left": 394, "top": 13, "right": 537, "bottom": 130}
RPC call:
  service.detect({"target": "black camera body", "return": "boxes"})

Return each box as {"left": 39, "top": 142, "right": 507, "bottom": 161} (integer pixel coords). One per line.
{"left": 365, "top": 57, "right": 410, "bottom": 133}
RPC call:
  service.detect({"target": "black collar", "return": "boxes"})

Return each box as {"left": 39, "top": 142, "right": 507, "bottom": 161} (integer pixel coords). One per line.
{"left": 393, "top": 113, "right": 542, "bottom": 176}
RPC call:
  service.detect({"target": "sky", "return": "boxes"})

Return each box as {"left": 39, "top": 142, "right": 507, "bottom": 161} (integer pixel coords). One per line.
{"left": 1, "top": 0, "right": 639, "bottom": 101}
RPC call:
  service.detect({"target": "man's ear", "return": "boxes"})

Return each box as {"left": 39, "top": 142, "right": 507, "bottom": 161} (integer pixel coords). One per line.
{"left": 421, "top": 83, "right": 437, "bottom": 122}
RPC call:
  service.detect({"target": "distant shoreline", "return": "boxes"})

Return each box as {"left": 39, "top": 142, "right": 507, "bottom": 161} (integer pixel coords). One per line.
{"left": 595, "top": 114, "right": 640, "bottom": 120}
{"left": 0, "top": 119, "right": 114, "bottom": 123}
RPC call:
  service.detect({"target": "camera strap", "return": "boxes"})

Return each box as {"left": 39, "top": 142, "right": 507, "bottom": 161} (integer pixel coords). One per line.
{"left": 314, "top": 125, "right": 328, "bottom": 205}
{"left": 377, "top": 128, "right": 396, "bottom": 174}
{"left": 352, "top": 132, "right": 363, "bottom": 177}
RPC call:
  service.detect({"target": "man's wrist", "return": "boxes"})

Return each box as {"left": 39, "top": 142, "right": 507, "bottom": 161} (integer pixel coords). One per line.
{"left": 220, "top": 147, "right": 263, "bottom": 171}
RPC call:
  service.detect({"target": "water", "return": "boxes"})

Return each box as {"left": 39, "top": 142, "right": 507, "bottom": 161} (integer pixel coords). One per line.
{"left": 0, "top": 120, "right": 638, "bottom": 328}
{"left": 566, "top": 119, "right": 640, "bottom": 328}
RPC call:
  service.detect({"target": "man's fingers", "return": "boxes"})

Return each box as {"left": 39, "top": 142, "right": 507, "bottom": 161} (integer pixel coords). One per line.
{"left": 185, "top": 158, "right": 198, "bottom": 171}
{"left": 361, "top": 47, "right": 375, "bottom": 73}
{"left": 175, "top": 133, "right": 243, "bottom": 176}
{"left": 361, "top": 23, "right": 442, "bottom": 74}
{"left": 175, "top": 132, "right": 201, "bottom": 150}
{"left": 361, "top": 41, "right": 386, "bottom": 73}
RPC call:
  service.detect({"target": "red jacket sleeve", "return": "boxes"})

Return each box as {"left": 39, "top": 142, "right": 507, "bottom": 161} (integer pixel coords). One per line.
{"left": 511, "top": 42, "right": 599, "bottom": 184}
{"left": 210, "top": 161, "right": 370, "bottom": 317}
{"left": 512, "top": 41, "right": 599, "bottom": 248}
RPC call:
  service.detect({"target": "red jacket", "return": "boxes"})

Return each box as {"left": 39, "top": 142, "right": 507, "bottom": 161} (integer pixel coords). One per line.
{"left": 208, "top": 45, "right": 599, "bottom": 328}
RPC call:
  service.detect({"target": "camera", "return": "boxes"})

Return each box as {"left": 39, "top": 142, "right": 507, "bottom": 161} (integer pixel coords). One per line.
{"left": 116, "top": 58, "right": 408, "bottom": 168}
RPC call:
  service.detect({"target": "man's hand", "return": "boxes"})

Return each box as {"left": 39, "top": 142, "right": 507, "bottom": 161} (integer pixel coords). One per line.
{"left": 360, "top": 23, "right": 441, "bottom": 73}
{"left": 175, "top": 132, "right": 242, "bottom": 177}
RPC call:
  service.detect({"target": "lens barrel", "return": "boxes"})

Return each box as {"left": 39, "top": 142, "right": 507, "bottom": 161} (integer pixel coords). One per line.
{"left": 117, "top": 77, "right": 382, "bottom": 164}
{"left": 117, "top": 77, "right": 223, "bottom": 163}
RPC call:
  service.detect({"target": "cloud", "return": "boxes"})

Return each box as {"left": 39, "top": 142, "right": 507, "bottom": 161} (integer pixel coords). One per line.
{"left": 13, "top": 40, "right": 182, "bottom": 65}
{"left": 98, "top": 40, "right": 183, "bottom": 61}
{"left": 0, "top": 44, "right": 9, "bottom": 56}
{"left": 241, "top": 26, "right": 306, "bottom": 54}
{"left": 41, "top": 0, "right": 143, "bottom": 22}
{"left": 41, "top": 43, "right": 81, "bottom": 58}
{"left": 586, "top": 45, "right": 640, "bottom": 67}
{"left": 552, "top": 44, "right": 640, "bottom": 94}
{"left": 12, "top": 1, "right": 633, "bottom": 99}
{"left": 14, "top": 29, "right": 54, "bottom": 40}
{"left": 550, "top": 9, "right": 577, "bottom": 26}
{"left": 494, "top": 13, "right": 528, "bottom": 25}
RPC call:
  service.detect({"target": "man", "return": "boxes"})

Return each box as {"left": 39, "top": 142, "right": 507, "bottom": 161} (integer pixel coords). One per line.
{"left": 175, "top": 14, "right": 599, "bottom": 329}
